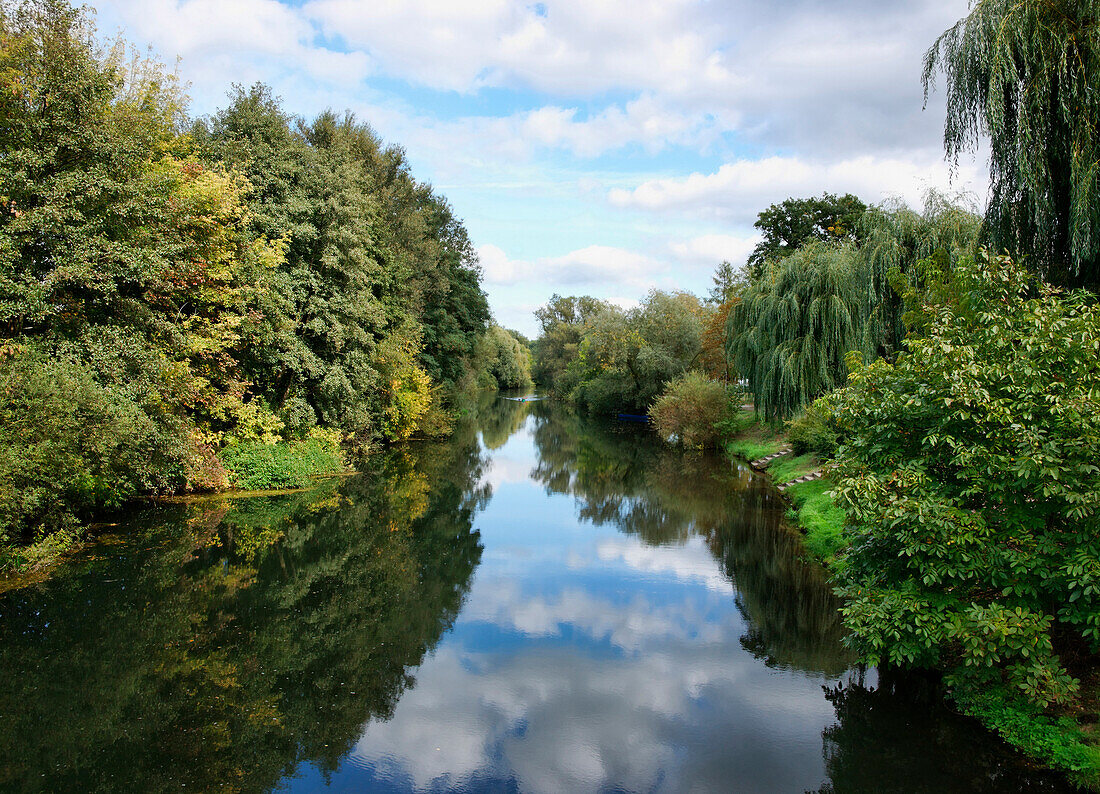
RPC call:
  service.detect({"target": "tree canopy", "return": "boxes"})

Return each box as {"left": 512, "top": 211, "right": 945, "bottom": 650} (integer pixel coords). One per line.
{"left": 924, "top": 0, "right": 1100, "bottom": 289}
{"left": 728, "top": 242, "right": 870, "bottom": 421}
{"left": 0, "top": 0, "right": 498, "bottom": 560}
{"left": 747, "top": 193, "right": 867, "bottom": 279}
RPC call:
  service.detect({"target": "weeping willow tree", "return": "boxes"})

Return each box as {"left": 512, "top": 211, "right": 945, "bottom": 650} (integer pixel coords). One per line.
{"left": 924, "top": 0, "right": 1100, "bottom": 289}
{"left": 859, "top": 191, "right": 982, "bottom": 358}
{"left": 727, "top": 242, "right": 870, "bottom": 421}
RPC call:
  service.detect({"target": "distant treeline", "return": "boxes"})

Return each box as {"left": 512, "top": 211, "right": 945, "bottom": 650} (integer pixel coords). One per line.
{"left": 0, "top": 0, "right": 531, "bottom": 565}
{"left": 531, "top": 190, "right": 983, "bottom": 423}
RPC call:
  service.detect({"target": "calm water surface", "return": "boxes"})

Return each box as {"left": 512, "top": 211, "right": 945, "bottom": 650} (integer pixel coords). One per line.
{"left": 0, "top": 396, "right": 1074, "bottom": 793}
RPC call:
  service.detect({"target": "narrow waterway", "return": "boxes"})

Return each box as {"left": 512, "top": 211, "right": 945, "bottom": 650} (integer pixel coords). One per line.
{"left": 0, "top": 395, "right": 1073, "bottom": 793}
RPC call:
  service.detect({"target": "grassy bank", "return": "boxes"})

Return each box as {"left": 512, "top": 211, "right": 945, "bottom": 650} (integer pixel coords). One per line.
{"left": 719, "top": 413, "right": 1100, "bottom": 789}
{"left": 0, "top": 432, "right": 351, "bottom": 576}
{"left": 720, "top": 414, "right": 844, "bottom": 563}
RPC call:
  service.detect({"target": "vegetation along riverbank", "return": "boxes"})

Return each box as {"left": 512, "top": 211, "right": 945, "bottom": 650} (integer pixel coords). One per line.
{"left": 0, "top": 1, "right": 534, "bottom": 572}
{"left": 528, "top": 1, "right": 1100, "bottom": 785}
{"left": 2, "top": 0, "right": 1099, "bottom": 788}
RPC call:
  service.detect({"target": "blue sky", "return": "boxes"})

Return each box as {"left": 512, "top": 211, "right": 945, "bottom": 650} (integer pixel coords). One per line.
{"left": 89, "top": 0, "right": 985, "bottom": 336}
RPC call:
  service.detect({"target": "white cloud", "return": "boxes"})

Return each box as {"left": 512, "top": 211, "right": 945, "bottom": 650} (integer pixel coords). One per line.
{"left": 481, "top": 453, "right": 535, "bottom": 489}
{"left": 477, "top": 243, "right": 664, "bottom": 290}
{"left": 95, "top": 0, "right": 977, "bottom": 159}
{"left": 305, "top": 0, "right": 739, "bottom": 99}
{"left": 669, "top": 233, "right": 759, "bottom": 268}
{"left": 609, "top": 153, "right": 987, "bottom": 223}
{"left": 595, "top": 536, "right": 735, "bottom": 594}
{"left": 96, "top": 0, "right": 372, "bottom": 93}
{"left": 349, "top": 584, "right": 839, "bottom": 793}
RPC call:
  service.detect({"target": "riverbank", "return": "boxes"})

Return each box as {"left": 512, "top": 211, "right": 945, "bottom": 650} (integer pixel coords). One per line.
{"left": 0, "top": 432, "right": 351, "bottom": 576}
{"left": 720, "top": 413, "right": 1100, "bottom": 790}
{"left": 720, "top": 411, "right": 844, "bottom": 564}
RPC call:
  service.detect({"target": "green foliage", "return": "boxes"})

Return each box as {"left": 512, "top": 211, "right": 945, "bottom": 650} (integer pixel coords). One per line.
{"left": 787, "top": 399, "right": 839, "bottom": 457}
{"left": 0, "top": 4, "right": 491, "bottom": 556}
{"left": 202, "top": 90, "right": 488, "bottom": 447}
{"left": 924, "top": 0, "right": 1100, "bottom": 289}
{"left": 952, "top": 685, "right": 1100, "bottom": 788}
{"left": 0, "top": 350, "right": 184, "bottom": 563}
{"left": 786, "top": 479, "right": 846, "bottom": 563}
{"left": 829, "top": 251, "right": 1100, "bottom": 713}
{"left": 531, "top": 294, "right": 613, "bottom": 394}
{"left": 649, "top": 372, "right": 732, "bottom": 449}
{"left": 747, "top": 193, "right": 867, "bottom": 279}
{"left": 551, "top": 290, "right": 705, "bottom": 414}
{"left": 477, "top": 325, "right": 533, "bottom": 390}
{"left": 707, "top": 260, "right": 748, "bottom": 305}
{"left": 218, "top": 429, "right": 347, "bottom": 491}
{"left": 858, "top": 191, "right": 982, "bottom": 357}
{"left": 713, "top": 408, "right": 754, "bottom": 439}
{"left": 729, "top": 241, "right": 870, "bottom": 421}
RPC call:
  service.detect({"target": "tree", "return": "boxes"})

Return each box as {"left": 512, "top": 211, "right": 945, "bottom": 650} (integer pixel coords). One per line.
{"left": 477, "top": 325, "right": 533, "bottom": 390}
{"left": 858, "top": 191, "right": 982, "bottom": 358}
{"left": 565, "top": 290, "right": 705, "bottom": 414}
{"left": 728, "top": 242, "right": 869, "bottom": 421}
{"left": 747, "top": 193, "right": 867, "bottom": 279}
{"left": 531, "top": 294, "right": 612, "bottom": 394}
{"left": 0, "top": 3, "right": 493, "bottom": 559}
{"left": 924, "top": 0, "right": 1100, "bottom": 289}
{"left": 707, "top": 260, "right": 747, "bottom": 305}
{"left": 829, "top": 251, "right": 1100, "bottom": 736}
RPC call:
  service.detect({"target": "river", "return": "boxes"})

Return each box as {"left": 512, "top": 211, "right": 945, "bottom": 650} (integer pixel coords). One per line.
{"left": 0, "top": 394, "right": 1073, "bottom": 792}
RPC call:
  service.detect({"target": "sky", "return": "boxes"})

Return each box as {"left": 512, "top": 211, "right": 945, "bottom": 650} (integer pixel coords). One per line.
{"left": 88, "top": 0, "right": 987, "bottom": 337}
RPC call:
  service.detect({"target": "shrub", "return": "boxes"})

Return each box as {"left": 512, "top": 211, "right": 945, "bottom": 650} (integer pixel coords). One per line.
{"left": 649, "top": 373, "right": 732, "bottom": 450}
{"left": 829, "top": 251, "right": 1100, "bottom": 712}
{"left": 0, "top": 350, "right": 185, "bottom": 563}
{"left": 219, "top": 429, "right": 347, "bottom": 491}
{"left": 787, "top": 399, "right": 839, "bottom": 457}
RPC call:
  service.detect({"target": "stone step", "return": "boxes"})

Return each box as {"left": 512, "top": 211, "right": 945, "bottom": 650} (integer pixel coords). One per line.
{"left": 749, "top": 445, "right": 792, "bottom": 468}
{"left": 778, "top": 470, "right": 823, "bottom": 491}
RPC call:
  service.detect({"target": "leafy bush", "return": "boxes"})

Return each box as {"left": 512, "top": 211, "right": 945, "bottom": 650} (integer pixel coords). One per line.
{"left": 0, "top": 351, "right": 184, "bottom": 559}
{"left": 786, "top": 399, "right": 839, "bottom": 457}
{"left": 829, "top": 251, "right": 1100, "bottom": 712}
{"left": 952, "top": 685, "right": 1100, "bottom": 789}
{"left": 219, "top": 429, "right": 347, "bottom": 491}
{"left": 649, "top": 372, "right": 732, "bottom": 449}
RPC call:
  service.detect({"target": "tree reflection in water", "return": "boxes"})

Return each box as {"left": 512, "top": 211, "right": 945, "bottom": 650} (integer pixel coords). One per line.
{"left": 528, "top": 400, "right": 851, "bottom": 676}
{"left": 814, "top": 669, "right": 1075, "bottom": 793}
{"left": 527, "top": 401, "right": 1077, "bottom": 792}
{"left": 0, "top": 395, "right": 1077, "bottom": 793}
{"left": 0, "top": 417, "right": 489, "bottom": 793}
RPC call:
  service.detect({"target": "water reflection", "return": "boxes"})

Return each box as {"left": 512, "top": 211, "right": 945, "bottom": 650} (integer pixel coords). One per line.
{"left": 0, "top": 396, "right": 1076, "bottom": 793}
{"left": 0, "top": 425, "right": 488, "bottom": 793}
{"left": 814, "top": 670, "right": 1074, "bottom": 793}
{"left": 529, "top": 402, "right": 850, "bottom": 675}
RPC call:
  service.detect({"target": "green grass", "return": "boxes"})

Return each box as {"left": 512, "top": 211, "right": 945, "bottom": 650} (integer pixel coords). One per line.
{"left": 219, "top": 436, "right": 348, "bottom": 491}
{"left": 726, "top": 438, "right": 785, "bottom": 461}
{"left": 717, "top": 409, "right": 790, "bottom": 461}
{"left": 953, "top": 685, "right": 1100, "bottom": 790}
{"left": 786, "top": 478, "right": 846, "bottom": 562}
{"left": 767, "top": 453, "right": 817, "bottom": 484}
